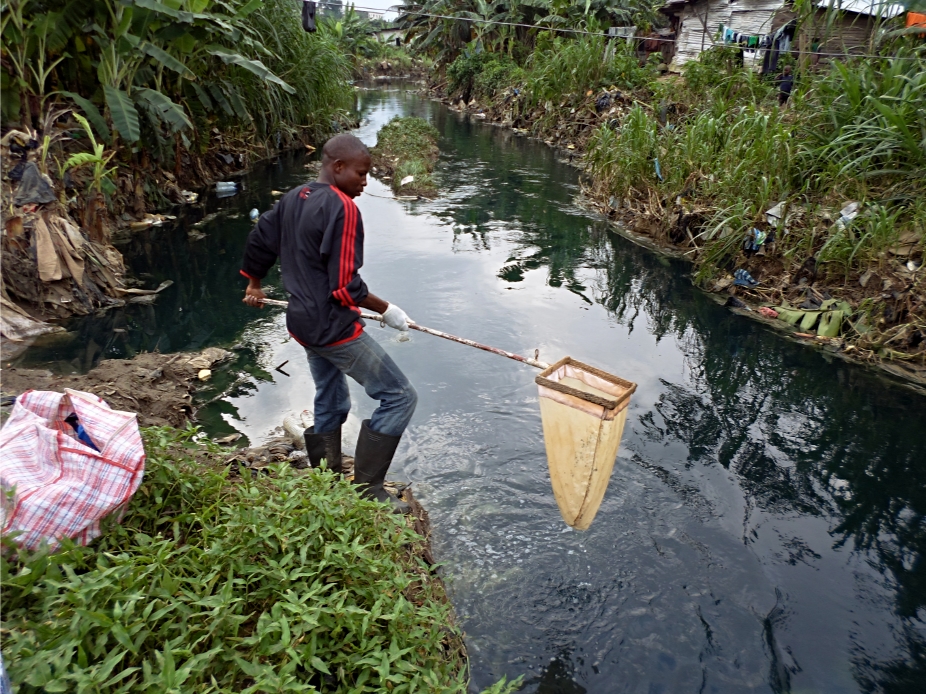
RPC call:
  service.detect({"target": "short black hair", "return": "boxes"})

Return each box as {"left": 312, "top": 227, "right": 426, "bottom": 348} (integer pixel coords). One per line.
{"left": 322, "top": 134, "right": 370, "bottom": 164}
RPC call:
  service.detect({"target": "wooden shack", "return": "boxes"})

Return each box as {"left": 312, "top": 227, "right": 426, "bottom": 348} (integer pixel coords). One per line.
{"left": 659, "top": 0, "right": 906, "bottom": 70}
{"left": 800, "top": 1, "right": 905, "bottom": 59}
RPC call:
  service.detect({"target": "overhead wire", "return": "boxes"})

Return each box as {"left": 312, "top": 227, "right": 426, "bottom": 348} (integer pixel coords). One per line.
{"left": 314, "top": 1, "right": 925, "bottom": 61}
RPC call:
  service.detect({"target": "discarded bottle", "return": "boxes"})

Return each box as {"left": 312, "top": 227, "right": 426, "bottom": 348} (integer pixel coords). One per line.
{"left": 215, "top": 181, "right": 238, "bottom": 198}
{"left": 249, "top": 208, "right": 260, "bottom": 222}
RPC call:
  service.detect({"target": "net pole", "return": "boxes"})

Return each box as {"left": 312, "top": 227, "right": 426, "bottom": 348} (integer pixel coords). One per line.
{"left": 256, "top": 298, "right": 550, "bottom": 370}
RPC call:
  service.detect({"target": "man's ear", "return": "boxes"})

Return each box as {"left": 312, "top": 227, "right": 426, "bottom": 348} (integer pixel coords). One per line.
{"left": 332, "top": 159, "right": 345, "bottom": 174}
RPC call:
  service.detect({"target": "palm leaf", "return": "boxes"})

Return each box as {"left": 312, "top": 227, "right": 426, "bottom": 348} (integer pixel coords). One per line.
{"left": 139, "top": 42, "right": 196, "bottom": 79}
{"left": 207, "top": 46, "right": 296, "bottom": 94}
{"left": 135, "top": 88, "right": 193, "bottom": 133}
{"left": 104, "top": 86, "right": 141, "bottom": 143}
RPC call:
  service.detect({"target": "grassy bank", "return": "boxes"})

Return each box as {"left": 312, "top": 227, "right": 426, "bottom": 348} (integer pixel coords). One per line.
{"left": 1, "top": 426, "right": 521, "bottom": 693}
{"left": 420, "top": 33, "right": 925, "bottom": 381}
{"left": 370, "top": 116, "right": 440, "bottom": 196}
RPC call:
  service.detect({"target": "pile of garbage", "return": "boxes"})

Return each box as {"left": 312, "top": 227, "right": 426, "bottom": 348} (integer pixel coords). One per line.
{"left": 1, "top": 129, "right": 128, "bottom": 340}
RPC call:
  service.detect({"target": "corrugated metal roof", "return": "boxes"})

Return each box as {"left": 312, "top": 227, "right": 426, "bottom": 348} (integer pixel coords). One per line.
{"left": 814, "top": 0, "right": 905, "bottom": 18}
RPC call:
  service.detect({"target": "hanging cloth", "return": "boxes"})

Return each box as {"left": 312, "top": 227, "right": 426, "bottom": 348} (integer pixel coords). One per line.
{"left": 302, "top": 0, "right": 317, "bottom": 33}
{"left": 747, "top": 35, "right": 758, "bottom": 48}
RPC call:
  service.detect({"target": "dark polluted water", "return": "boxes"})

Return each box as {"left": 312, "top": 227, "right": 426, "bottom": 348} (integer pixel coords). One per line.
{"left": 16, "top": 88, "right": 926, "bottom": 693}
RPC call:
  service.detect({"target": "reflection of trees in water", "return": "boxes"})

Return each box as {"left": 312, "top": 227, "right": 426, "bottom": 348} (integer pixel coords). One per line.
{"left": 596, "top": 228, "right": 926, "bottom": 689}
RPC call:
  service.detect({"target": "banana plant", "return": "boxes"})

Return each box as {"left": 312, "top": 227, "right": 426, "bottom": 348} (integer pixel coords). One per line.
{"left": 63, "top": 114, "right": 119, "bottom": 196}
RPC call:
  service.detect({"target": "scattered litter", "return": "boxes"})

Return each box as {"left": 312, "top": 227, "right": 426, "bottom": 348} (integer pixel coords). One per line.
{"left": 725, "top": 296, "right": 748, "bottom": 309}
{"left": 250, "top": 208, "right": 260, "bottom": 221}
{"left": 400, "top": 175, "right": 415, "bottom": 187}
{"left": 765, "top": 201, "right": 787, "bottom": 228}
{"left": 12, "top": 162, "right": 56, "bottom": 206}
{"left": 743, "top": 228, "right": 769, "bottom": 251}
{"left": 758, "top": 306, "right": 779, "bottom": 318}
{"left": 774, "top": 299, "right": 851, "bottom": 337}
{"left": 128, "top": 213, "right": 175, "bottom": 230}
{"left": 215, "top": 433, "right": 242, "bottom": 445}
{"left": 733, "top": 269, "right": 758, "bottom": 287}
{"left": 835, "top": 201, "right": 860, "bottom": 230}
{"left": 197, "top": 369, "right": 212, "bottom": 381}
{"left": 180, "top": 190, "right": 198, "bottom": 204}
{"left": 122, "top": 279, "right": 173, "bottom": 296}
{"left": 0, "top": 389, "right": 145, "bottom": 550}
{"left": 907, "top": 260, "right": 921, "bottom": 273}
{"left": 397, "top": 331, "right": 410, "bottom": 342}
{"left": 270, "top": 189, "right": 284, "bottom": 196}
{"left": 654, "top": 158, "right": 663, "bottom": 182}
{"left": 215, "top": 181, "right": 237, "bottom": 193}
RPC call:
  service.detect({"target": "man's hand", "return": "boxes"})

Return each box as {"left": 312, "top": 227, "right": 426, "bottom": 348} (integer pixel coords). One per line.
{"left": 243, "top": 278, "right": 267, "bottom": 308}
{"left": 382, "top": 303, "right": 412, "bottom": 331}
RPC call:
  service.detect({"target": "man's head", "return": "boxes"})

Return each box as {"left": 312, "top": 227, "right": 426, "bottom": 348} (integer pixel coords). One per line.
{"left": 321, "top": 134, "right": 371, "bottom": 198}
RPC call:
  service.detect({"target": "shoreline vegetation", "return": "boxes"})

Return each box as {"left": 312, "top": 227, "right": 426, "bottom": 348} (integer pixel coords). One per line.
{"left": 1, "top": 425, "right": 521, "bottom": 694}
{"left": 370, "top": 116, "right": 440, "bottom": 196}
{"left": 403, "top": 8, "right": 925, "bottom": 388}
{"left": 1, "top": 0, "right": 356, "bottom": 333}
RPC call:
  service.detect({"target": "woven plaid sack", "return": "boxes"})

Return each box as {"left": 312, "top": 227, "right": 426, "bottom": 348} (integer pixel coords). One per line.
{"left": 0, "top": 389, "right": 145, "bottom": 550}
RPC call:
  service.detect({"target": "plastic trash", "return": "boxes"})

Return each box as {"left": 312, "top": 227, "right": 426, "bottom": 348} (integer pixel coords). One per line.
{"left": 534, "top": 358, "right": 636, "bottom": 530}
{"left": 733, "top": 268, "right": 759, "bottom": 287}
{"left": 400, "top": 175, "right": 415, "bottom": 187}
{"left": 250, "top": 208, "right": 260, "bottom": 221}
{"left": 64, "top": 412, "right": 100, "bottom": 451}
{"left": 215, "top": 181, "right": 237, "bottom": 198}
{"left": 13, "top": 162, "right": 56, "bottom": 206}
{"left": 835, "top": 201, "right": 860, "bottom": 230}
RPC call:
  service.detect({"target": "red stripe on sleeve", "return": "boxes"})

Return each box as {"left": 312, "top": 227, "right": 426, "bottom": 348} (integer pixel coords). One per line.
{"left": 333, "top": 188, "right": 359, "bottom": 305}
{"left": 240, "top": 269, "right": 258, "bottom": 280}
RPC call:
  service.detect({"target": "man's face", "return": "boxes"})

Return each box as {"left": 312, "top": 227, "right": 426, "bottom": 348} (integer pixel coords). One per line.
{"left": 332, "top": 153, "right": 371, "bottom": 198}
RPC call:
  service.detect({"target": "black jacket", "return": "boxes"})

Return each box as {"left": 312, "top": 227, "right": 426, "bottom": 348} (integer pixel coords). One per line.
{"left": 241, "top": 182, "right": 368, "bottom": 347}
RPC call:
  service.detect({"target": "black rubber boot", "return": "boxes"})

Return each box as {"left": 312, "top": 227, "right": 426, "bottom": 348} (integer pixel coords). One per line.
{"left": 352, "top": 419, "right": 410, "bottom": 514}
{"left": 303, "top": 426, "right": 343, "bottom": 474}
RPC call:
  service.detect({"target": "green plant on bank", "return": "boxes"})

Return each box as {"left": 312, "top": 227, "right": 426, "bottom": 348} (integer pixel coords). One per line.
{"left": 1, "top": 425, "right": 523, "bottom": 694}
{"left": 62, "top": 114, "right": 118, "bottom": 196}
{"left": 371, "top": 116, "right": 440, "bottom": 195}
{"left": 1, "top": 0, "right": 352, "bottom": 186}
{"left": 585, "top": 47, "right": 926, "bottom": 289}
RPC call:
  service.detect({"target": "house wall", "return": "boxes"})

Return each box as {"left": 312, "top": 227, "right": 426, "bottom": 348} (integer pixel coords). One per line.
{"left": 669, "top": 0, "right": 784, "bottom": 70}
{"left": 799, "top": 9, "right": 879, "bottom": 57}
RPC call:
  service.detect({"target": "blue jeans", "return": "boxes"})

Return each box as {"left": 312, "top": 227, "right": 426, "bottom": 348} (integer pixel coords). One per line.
{"left": 304, "top": 330, "right": 417, "bottom": 437}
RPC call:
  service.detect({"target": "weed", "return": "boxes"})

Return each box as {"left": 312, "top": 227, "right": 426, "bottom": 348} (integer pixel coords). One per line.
{"left": 1, "top": 426, "right": 521, "bottom": 693}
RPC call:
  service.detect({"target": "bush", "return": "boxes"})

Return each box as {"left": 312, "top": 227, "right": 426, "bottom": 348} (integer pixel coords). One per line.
{"left": 1, "top": 426, "right": 521, "bottom": 693}
{"left": 473, "top": 57, "right": 524, "bottom": 101}
{"left": 447, "top": 50, "right": 494, "bottom": 99}
{"left": 371, "top": 116, "right": 440, "bottom": 196}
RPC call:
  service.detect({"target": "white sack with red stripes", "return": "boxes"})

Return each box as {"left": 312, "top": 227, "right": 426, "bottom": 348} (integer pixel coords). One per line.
{"left": 0, "top": 389, "right": 145, "bottom": 550}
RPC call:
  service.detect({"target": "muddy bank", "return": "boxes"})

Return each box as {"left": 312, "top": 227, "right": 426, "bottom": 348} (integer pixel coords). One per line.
{"left": 427, "top": 82, "right": 926, "bottom": 390}
{"left": 1, "top": 347, "right": 233, "bottom": 427}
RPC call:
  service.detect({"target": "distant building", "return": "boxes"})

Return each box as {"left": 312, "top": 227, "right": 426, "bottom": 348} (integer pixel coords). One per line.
{"left": 371, "top": 27, "right": 405, "bottom": 44}
{"left": 659, "top": 0, "right": 907, "bottom": 70}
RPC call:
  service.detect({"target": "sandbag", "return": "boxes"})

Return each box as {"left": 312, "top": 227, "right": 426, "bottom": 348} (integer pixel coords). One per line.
{"left": 0, "top": 389, "right": 145, "bottom": 550}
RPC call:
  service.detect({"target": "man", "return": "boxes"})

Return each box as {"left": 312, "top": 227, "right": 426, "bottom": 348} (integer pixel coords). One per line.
{"left": 777, "top": 64, "right": 794, "bottom": 107}
{"left": 240, "top": 134, "right": 417, "bottom": 512}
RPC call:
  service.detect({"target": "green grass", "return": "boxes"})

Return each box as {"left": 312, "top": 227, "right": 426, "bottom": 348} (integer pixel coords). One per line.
{"left": 371, "top": 116, "right": 440, "bottom": 196}
{"left": 1, "top": 426, "right": 521, "bottom": 694}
